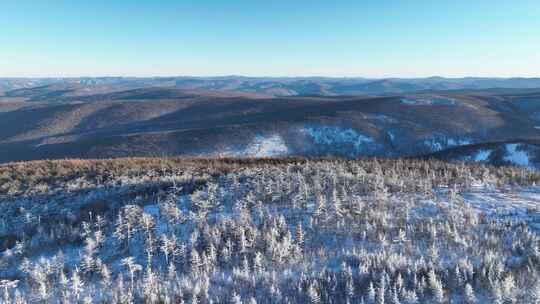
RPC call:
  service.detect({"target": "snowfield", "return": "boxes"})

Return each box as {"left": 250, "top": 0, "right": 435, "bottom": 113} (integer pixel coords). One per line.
{"left": 442, "top": 186, "right": 540, "bottom": 229}
{"left": 0, "top": 158, "right": 540, "bottom": 303}
{"left": 212, "top": 134, "right": 290, "bottom": 158}
{"left": 243, "top": 134, "right": 289, "bottom": 157}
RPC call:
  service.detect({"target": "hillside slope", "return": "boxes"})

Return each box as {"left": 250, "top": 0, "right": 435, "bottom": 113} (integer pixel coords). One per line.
{"left": 1, "top": 87, "right": 540, "bottom": 166}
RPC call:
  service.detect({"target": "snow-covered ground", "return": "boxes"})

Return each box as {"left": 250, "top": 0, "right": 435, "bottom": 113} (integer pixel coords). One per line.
{"left": 504, "top": 143, "right": 531, "bottom": 167}
{"left": 438, "top": 186, "right": 540, "bottom": 230}
{"left": 214, "top": 134, "right": 290, "bottom": 158}
{"left": 243, "top": 134, "right": 289, "bottom": 157}
{"left": 472, "top": 149, "right": 492, "bottom": 161}
{"left": 401, "top": 96, "right": 456, "bottom": 106}
{"left": 424, "top": 136, "right": 473, "bottom": 152}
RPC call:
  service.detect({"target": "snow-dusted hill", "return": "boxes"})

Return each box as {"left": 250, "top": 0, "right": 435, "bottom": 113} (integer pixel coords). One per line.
{"left": 1, "top": 85, "right": 540, "bottom": 167}
{"left": 0, "top": 157, "right": 539, "bottom": 303}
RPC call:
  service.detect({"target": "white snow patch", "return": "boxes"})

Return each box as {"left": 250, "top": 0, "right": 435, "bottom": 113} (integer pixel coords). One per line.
{"left": 424, "top": 137, "right": 473, "bottom": 152}
{"left": 387, "top": 131, "right": 395, "bottom": 142}
{"left": 401, "top": 96, "right": 456, "bottom": 106}
{"left": 450, "top": 187, "right": 540, "bottom": 224}
{"left": 447, "top": 138, "right": 472, "bottom": 146}
{"left": 504, "top": 144, "right": 530, "bottom": 167}
{"left": 214, "top": 134, "right": 289, "bottom": 157}
{"left": 365, "top": 114, "right": 397, "bottom": 123}
{"left": 302, "top": 126, "right": 373, "bottom": 149}
{"left": 472, "top": 150, "right": 492, "bottom": 162}
{"left": 401, "top": 98, "right": 418, "bottom": 105}
{"left": 244, "top": 134, "right": 289, "bottom": 157}
{"left": 424, "top": 139, "right": 443, "bottom": 152}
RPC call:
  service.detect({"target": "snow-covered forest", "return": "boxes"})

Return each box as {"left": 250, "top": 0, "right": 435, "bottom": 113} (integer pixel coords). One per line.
{"left": 1, "top": 157, "right": 540, "bottom": 303}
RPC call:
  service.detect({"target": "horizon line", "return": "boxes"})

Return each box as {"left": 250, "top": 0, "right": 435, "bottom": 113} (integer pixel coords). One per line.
{"left": 2, "top": 74, "right": 540, "bottom": 80}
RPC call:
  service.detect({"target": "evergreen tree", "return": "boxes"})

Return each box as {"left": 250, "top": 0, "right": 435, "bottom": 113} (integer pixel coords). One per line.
{"left": 464, "top": 283, "right": 476, "bottom": 304}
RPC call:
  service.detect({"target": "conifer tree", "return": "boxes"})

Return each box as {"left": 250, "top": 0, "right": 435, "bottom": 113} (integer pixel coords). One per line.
{"left": 464, "top": 283, "right": 476, "bottom": 304}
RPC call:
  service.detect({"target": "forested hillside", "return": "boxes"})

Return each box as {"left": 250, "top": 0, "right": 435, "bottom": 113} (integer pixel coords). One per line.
{"left": 1, "top": 157, "right": 539, "bottom": 303}
{"left": 2, "top": 83, "right": 540, "bottom": 167}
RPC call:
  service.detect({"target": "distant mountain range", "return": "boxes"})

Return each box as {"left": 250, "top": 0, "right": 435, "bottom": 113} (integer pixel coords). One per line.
{"left": 2, "top": 76, "right": 540, "bottom": 97}
{"left": 1, "top": 77, "right": 540, "bottom": 167}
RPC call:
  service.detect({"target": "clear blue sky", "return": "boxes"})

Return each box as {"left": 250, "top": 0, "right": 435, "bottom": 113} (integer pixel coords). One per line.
{"left": 1, "top": 1, "right": 539, "bottom": 78}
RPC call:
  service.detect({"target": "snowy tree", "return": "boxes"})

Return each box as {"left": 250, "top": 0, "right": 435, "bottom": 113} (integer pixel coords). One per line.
{"left": 114, "top": 205, "right": 143, "bottom": 247}
{"left": 501, "top": 275, "right": 516, "bottom": 303}
{"left": 295, "top": 222, "right": 305, "bottom": 247}
{"left": 368, "top": 281, "right": 377, "bottom": 303}
{"left": 307, "top": 283, "right": 321, "bottom": 304}
{"left": 71, "top": 268, "right": 84, "bottom": 301}
{"left": 464, "top": 283, "right": 476, "bottom": 304}
{"left": 0, "top": 280, "right": 19, "bottom": 303}
{"left": 121, "top": 257, "right": 142, "bottom": 291}
{"left": 315, "top": 192, "right": 327, "bottom": 219}
{"left": 161, "top": 234, "right": 178, "bottom": 265}
{"left": 253, "top": 252, "right": 264, "bottom": 275}
{"left": 427, "top": 269, "right": 444, "bottom": 303}
{"left": 142, "top": 266, "right": 159, "bottom": 303}
{"left": 377, "top": 275, "right": 386, "bottom": 304}
{"left": 190, "top": 248, "right": 201, "bottom": 276}
{"left": 230, "top": 292, "right": 242, "bottom": 304}
{"left": 402, "top": 290, "right": 418, "bottom": 304}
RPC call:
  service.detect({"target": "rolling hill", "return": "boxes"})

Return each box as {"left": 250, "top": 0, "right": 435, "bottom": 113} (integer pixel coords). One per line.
{"left": 1, "top": 78, "right": 540, "bottom": 167}
{"left": 3, "top": 76, "right": 540, "bottom": 97}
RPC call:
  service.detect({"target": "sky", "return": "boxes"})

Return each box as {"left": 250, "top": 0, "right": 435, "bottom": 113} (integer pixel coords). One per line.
{"left": 0, "top": 1, "right": 539, "bottom": 78}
